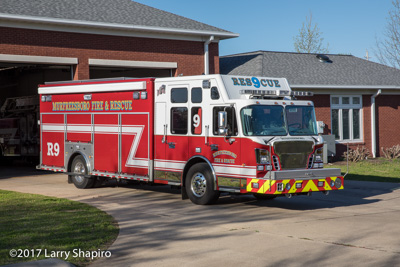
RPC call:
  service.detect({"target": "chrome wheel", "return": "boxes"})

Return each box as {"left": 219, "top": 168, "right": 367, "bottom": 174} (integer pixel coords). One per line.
{"left": 185, "top": 163, "right": 220, "bottom": 205}
{"left": 73, "top": 161, "right": 86, "bottom": 183}
{"left": 69, "top": 155, "right": 94, "bottom": 189}
{"left": 191, "top": 172, "right": 207, "bottom": 197}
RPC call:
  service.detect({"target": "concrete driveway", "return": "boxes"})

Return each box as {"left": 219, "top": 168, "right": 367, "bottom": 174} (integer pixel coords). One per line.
{"left": 1, "top": 165, "right": 400, "bottom": 267}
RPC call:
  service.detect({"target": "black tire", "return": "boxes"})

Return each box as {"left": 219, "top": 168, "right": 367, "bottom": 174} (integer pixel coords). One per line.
{"left": 92, "top": 177, "right": 106, "bottom": 188}
{"left": 185, "top": 163, "right": 220, "bottom": 205}
{"left": 69, "top": 155, "right": 94, "bottom": 189}
{"left": 253, "top": 193, "right": 277, "bottom": 200}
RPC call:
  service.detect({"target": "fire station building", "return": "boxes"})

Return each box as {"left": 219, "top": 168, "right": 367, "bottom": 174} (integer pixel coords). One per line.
{"left": 0, "top": 0, "right": 238, "bottom": 101}
{"left": 221, "top": 51, "right": 400, "bottom": 158}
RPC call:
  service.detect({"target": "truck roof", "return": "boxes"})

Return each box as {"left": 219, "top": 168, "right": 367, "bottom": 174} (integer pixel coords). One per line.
{"left": 38, "top": 77, "right": 153, "bottom": 95}
{"left": 38, "top": 74, "right": 298, "bottom": 99}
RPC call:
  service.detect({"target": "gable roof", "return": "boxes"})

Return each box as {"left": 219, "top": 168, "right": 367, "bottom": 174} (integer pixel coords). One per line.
{"left": 220, "top": 51, "right": 400, "bottom": 89}
{"left": 0, "top": 0, "right": 238, "bottom": 40}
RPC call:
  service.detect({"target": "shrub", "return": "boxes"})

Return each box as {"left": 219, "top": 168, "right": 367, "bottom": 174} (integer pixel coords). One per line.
{"left": 342, "top": 146, "right": 370, "bottom": 162}
{"left": 381, "top": 145, "right": 400, "bottom": 159}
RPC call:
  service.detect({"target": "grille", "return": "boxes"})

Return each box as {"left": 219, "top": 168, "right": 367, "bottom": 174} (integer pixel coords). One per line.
{"left": 273, "top": 141, "right": 314, "bottom": 170}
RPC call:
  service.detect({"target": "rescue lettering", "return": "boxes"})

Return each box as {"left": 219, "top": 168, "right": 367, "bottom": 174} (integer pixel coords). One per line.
{"left": 231, "top": 77, "right": 281, "bottom": 88}
{"left": 51, "top": 100, "right": 133, "bottom": 112}
{"left": 214, "top": 158, "right": 235, "bottom": 163}
{"left": 110, "top": 100, "right": 133, "bottom": 111}
{"left": 213, "top": 150, "right": 237, "bottom": 164}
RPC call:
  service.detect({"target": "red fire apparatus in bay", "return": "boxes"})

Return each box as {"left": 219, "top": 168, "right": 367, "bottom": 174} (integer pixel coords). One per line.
{"left": 0, "top": 96, "right": 39, "bottom": 160}
{"left": 37, "top": 75, "right": 343, "bottom": 205}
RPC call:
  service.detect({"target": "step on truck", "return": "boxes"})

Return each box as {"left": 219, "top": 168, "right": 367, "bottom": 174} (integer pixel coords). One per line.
{"left": 37, "top": 75, "right": 343, "bottom": 205}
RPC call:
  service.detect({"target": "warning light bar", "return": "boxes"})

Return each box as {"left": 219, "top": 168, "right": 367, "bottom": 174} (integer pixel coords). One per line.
{"left": 239, "top": 89, "right": 313, "bottom": 97}
{"left": 41, "top": 95, "right": 52, "bottom": 102}
{"left": 292, "top": 91, "right": 314, "bottom": 97}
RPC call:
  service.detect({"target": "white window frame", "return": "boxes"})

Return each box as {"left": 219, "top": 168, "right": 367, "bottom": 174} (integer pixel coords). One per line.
{"left": 330, "top": 95, "right": 363, "bottom": 142}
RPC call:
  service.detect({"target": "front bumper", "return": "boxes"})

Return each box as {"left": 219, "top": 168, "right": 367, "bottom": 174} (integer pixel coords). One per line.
{"left": 247, "top": 168, "right": 344, "bottom": 195}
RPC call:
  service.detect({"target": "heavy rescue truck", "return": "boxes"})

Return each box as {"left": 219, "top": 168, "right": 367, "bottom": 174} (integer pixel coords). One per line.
{"left": 37, "top": 75, "right": 343, "bottom": 205}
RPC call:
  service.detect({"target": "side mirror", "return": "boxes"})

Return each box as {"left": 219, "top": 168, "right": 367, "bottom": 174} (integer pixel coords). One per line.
{"left": 218, "top": 111, "right": 228, "bottom": 135}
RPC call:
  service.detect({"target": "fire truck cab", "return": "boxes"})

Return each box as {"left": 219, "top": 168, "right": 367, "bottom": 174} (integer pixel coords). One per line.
{"left": 38, "top": 75, "right": 343, "bottom": 205}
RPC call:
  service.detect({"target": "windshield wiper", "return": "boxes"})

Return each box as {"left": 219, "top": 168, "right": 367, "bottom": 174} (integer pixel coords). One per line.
{"left": 264, "top": 137, "right": 276, "bottom": 145}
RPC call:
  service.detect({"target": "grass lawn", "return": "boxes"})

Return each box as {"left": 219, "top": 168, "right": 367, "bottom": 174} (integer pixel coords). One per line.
{"left": 327, "top": 158, "right": 400, "bottom": 183}
{"left": 0, "top": 190, "right": 119, "bottom": 266}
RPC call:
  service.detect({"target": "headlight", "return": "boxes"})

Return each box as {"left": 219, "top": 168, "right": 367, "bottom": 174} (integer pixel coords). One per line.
{"left": 314, "top": 147, "right": 323, "bottom": 162}
{"left": 255, "top": 148, "right": 270, "bottom": 164}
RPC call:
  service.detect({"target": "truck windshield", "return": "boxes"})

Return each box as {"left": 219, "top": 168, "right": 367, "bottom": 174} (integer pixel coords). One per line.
{"left": 241, "top": 105, "right": 287, "bottom": 136}
{"left": 241, "top": 105, "right": 318, "bottom": 136}
{"left": 286, "top": 106, "right": 318, "bottom": 136}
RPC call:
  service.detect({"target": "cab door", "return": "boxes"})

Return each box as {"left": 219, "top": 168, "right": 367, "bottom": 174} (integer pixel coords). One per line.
{"left": 209, "top": 106, "right": 241, "bottom": 176}
{"left": 164, "top": 85, "right": 189, "bottom": 184}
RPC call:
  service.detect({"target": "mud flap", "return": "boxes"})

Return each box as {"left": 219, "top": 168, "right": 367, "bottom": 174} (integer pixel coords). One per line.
{"left": 181, "top": 186, "right": 188, "bottom": 200}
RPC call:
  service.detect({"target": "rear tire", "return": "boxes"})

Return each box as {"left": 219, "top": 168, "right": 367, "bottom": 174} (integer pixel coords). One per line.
{"left": 92, "top": 177, "right": 106, "bottom": 188}
{"left": 185, "top": 163, "right": 219, "bottom": 205}
{"left": 70, "top": 155, "right": 94, "bottom": 189}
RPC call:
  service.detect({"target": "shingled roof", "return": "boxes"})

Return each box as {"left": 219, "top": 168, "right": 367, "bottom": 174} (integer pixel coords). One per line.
{"left": 0, "top": 0, "right": 238, "bottom": 40}
{"left": 220, "top": 51, "right": 400, "bottom": 89}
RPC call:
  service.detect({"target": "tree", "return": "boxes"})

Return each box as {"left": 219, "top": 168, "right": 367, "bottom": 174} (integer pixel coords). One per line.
{"left": 293, "top": 12, "right": 329, "bottom": 54}
{"left": 375, "top": 0, "right": 400, "bottom": 69}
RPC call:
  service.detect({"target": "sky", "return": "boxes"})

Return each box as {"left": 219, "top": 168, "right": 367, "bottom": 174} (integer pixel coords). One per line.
{"left": 134, "top": 0, "right": 394, "bottom": 62}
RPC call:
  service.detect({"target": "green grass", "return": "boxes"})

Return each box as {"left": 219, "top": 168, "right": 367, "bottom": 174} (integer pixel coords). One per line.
{"left": 0, "top": 190, "right": 119, "bottom": 266}
{"left": 327, "top": 158, "right": 400, "bottom": 183}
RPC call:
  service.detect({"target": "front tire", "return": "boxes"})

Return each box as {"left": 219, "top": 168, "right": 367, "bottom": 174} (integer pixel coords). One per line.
{"left": 69, "top": 155, "right": 94, "bottom": 189}
{"left": 185, "top": 163, "right": 219, "bottom": 205}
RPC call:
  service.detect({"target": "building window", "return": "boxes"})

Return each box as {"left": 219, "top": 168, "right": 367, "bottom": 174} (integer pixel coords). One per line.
{"left": 331, "top": 96, "right": 362, "bottom": 141}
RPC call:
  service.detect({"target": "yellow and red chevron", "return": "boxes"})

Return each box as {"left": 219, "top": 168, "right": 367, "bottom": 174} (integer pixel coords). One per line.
{"left": 246, "top": 176, "right": 344, "bottom": 195}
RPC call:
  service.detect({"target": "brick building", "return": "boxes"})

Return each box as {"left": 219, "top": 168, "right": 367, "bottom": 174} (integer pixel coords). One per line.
{"left": 220, "top": 51, "right": 400, "bottom": 158}
{"left": 0, "top": 0, "right": 237, "bottom": 159}
{"left": 0, "top": 0, "right": 238, "bottom": 99}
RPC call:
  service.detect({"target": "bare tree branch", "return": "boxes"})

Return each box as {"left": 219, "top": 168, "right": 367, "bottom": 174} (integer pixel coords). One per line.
{"left": 293, "top": 12, "right": 329, "bottom": 54}
{"left": 375, "top": 0, "right": 400, "bottom": 68}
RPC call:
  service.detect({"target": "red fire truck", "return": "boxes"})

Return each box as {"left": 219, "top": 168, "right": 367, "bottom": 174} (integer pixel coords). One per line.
{"left": 37, "top": 75, "right": 343, "bottom": 205}
{"left": 0, "top": 96, "right": 39, "bottom": 160}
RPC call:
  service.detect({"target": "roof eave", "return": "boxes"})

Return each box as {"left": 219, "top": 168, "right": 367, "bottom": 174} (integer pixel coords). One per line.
{"left": 0, "top": 13, "right": 239, "bottom": 40}
{"left": 291, "top": 84, "right": 400, "bottom": 90}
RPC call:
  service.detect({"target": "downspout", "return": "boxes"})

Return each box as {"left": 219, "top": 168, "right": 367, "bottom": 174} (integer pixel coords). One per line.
{"left": 371, "top": 89, "right": 382, "bottom": 158}
{"left": 204, "top": 36, "right": 214, "bottom": 75}
{"left": 70, "top": 65, "right": 74, "bottom": 80}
